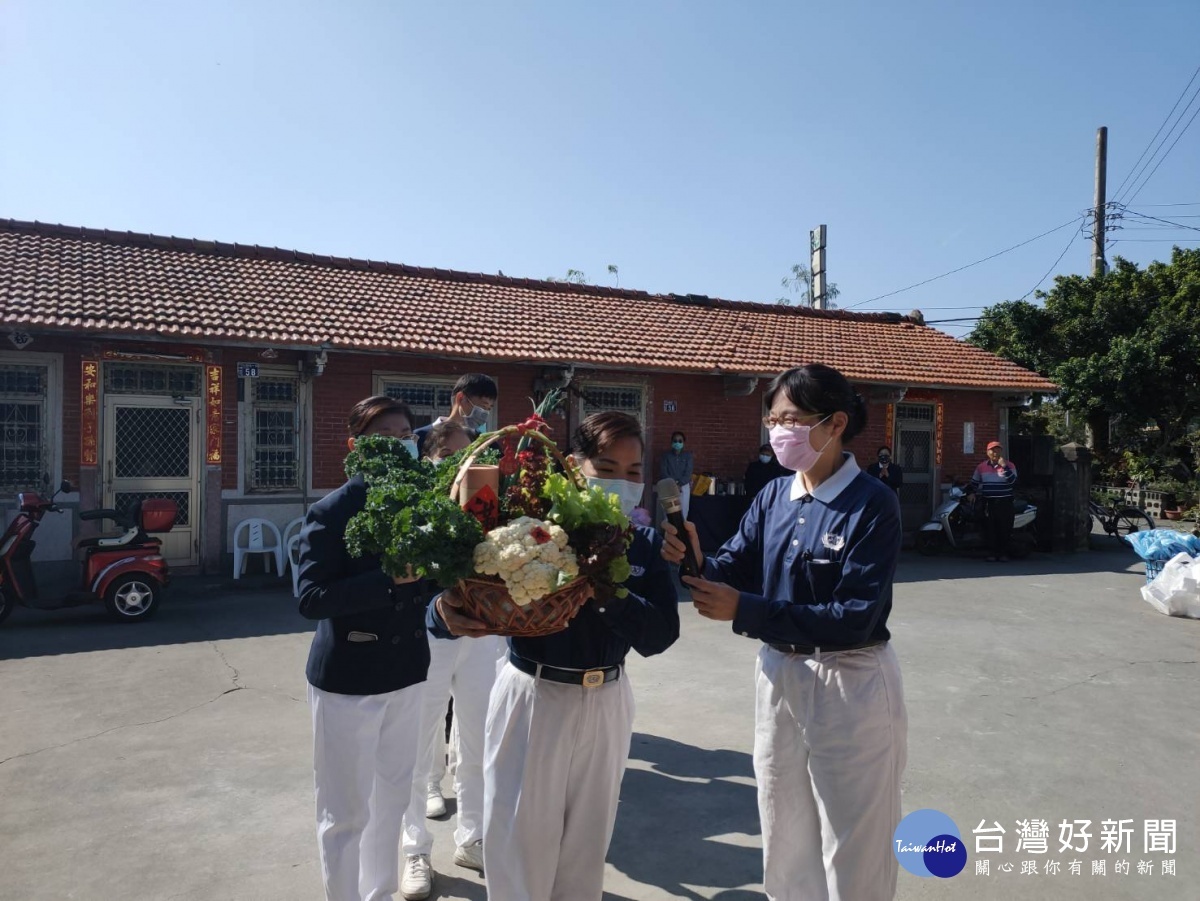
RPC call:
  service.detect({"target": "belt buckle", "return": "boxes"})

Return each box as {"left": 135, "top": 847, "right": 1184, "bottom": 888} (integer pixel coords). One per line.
{"left": 581, "top": 669, "right": 605, "bottom": 688}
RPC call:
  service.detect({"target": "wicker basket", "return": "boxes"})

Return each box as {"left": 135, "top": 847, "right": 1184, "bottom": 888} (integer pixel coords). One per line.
{"left": 449, "top": 426, "right": 593, "bottom": 637}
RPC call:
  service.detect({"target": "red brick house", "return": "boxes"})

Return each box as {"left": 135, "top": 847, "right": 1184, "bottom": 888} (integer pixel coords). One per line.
{"left": 0, "top": 219, "right": 1055, "bottom": 572}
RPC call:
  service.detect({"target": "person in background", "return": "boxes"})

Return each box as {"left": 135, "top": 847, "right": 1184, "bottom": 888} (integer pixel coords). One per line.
{"left": 969, "top": 440, "right": 1018, "bottom": 562}
{"left": 659, "top": 430, "right": 694, "bottom": 518}
{"left": 744, "top": 442, "right": 788, "bottom": 498}
{"left": 298, "top": 396, "right": 431, "bottom": 901}
{"left": 867, "top": 445, "right": 904, "bottom": 494}
{"left": 413, "top": 373, "right": 498, "bottom": 457}
{"left": 400, "top": 420, "right": 500, "bottom": 900}
{"left": 661, "top": 364, "right": 906, "bottom": 901}
{"left": 433, "top": 411, "right": 680, "bottom": 901}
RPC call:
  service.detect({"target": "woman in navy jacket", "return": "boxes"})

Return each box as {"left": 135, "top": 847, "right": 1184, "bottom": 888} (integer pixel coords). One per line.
{"left": 663, "top": 364, "right": 907, "bottom": 901}
{"left": 432, "top": 411, "right": 679, "bottom": 901}
{"left": 298, "top": 396, "right": 432, "bottom": 901}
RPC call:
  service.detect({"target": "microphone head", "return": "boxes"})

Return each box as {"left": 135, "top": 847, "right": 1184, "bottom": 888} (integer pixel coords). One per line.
{"left": 656, "top": 478, "right": 680, "bottom": 500}
{"left": 656, "top": 478, "right": 683, "bottom": 516}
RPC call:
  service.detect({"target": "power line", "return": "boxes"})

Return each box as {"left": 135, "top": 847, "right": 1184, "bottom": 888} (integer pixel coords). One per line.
{"left": 1124, "top": 95, "right": 1200, "bottom": 207}
{"left": 843, "top": 215, "right": 1085, "bottom": 310}
{"left": 1124, "top": 209, "right": 1200, "bottom": 233}
{"left": 1111, "top": 238, "right": 1200, "bottom": 243}
{"left": 1136, "top": 201, "right": 1200, "bottom": 207}
{"left": 1112, "top": 61, "right": 1200, "bottom": 202}
{"left": 1020, "top": 224, "right": 1083, "bottom": 300}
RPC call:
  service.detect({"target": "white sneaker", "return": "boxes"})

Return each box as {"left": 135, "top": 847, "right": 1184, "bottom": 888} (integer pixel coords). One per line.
{"left": 425, "top": 783, "right": 447, "bottom": 819}
{"left": 401, "top": 854, "right": 433, "bottom": 900}
{"left": 453, "top": 840, "right": 485, "bottom": 873}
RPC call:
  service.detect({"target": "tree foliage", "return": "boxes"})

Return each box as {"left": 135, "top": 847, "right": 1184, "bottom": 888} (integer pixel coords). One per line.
{"left": 969, "top": 247, "right": 1200, "bottom": 471}
{"left": 777, "top": 263, "right": 840, "bottom": 307}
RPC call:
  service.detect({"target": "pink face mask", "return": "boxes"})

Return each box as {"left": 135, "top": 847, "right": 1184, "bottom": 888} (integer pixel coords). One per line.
{"left": 769, "top": 416, "right": 833, "bottom": 473}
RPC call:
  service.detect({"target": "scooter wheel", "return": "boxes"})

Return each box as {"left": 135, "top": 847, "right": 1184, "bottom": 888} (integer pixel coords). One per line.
{"left": 0, "top": 588, "right": 14, "bottom": 626}
{"left": 915, "top": 532, "right": 942, "bottom": 556}
{"left": 103, "top": 574, "right": 162, "bottom": 622}
{"left": 1010, "top": 534, "right": 1036, "bottom": 559}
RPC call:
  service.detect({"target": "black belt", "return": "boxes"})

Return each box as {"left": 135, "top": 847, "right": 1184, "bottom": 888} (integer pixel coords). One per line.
{"left": 507, "top": 652, "right": 622, "bottom": 688}
{"left": 768, "top": 639, "right": 885, "bottom": 655}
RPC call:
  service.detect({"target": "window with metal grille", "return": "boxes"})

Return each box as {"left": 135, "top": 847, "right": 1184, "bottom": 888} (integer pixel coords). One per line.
{"left": 579, "top": 384, "right": 645, "bottom": 424}
{"left": 105, "top": 364, "right": 200, "bottom": 396}
{"left": 896, "top": 403, "right": 935, "bottom": 422}
{"left": 248, "top": 377, "right": 300, "bottom": 491}
{"left": 0, "top": 364, "right": 47, "bottom": 492}
{"left": 377, "top": 380, "right": 456, "bottom": 429}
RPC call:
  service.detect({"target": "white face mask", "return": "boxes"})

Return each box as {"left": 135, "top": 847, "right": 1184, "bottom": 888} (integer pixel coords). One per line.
{"left": 586, "top": 477, "right": 643, "bottom": 517}
{"left": 399, "top": 438, "right": 419, "bottom": 460}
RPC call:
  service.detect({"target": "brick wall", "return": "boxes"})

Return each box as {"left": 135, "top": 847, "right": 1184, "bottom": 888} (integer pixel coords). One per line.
{"left": 26, "top": 337, "right": 1010, "bottom": 514}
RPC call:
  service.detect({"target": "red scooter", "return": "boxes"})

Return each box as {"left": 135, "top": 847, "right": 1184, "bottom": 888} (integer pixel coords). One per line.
{"left": 0, "top": 481, "right": 177, "bottom": 626}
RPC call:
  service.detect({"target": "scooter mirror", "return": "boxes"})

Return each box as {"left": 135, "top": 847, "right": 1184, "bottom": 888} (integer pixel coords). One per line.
{"left": 949, "top": 487, "right": 964, "bottom": 499}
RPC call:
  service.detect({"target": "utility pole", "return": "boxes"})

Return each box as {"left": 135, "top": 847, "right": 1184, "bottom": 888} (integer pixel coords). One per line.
{"left": 810, "top": 225, "right": 828, "bottom": 309}
{"left": 1092, "top": 126, "right": 1107, "bottom": 277}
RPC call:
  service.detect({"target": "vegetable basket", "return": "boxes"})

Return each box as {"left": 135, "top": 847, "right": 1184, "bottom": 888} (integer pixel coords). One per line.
{"left": 449, "top": 426, "right": 593, "bottom": 637}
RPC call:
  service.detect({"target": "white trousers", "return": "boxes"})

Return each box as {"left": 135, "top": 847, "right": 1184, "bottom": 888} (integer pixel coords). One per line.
{"left": 483, "top": 661, "right": 636, "bottom": 901}
{"left": 755, "top": 643, "right": 907, "bottom": 901}
{"left": 402, "top": 634, "right": 504, "bottom": 856}
{"left": 680, "top": 483, "right": 692, "bottom": 519}
{"left": 310, "top": 682, "right": 423, "bottom": 901}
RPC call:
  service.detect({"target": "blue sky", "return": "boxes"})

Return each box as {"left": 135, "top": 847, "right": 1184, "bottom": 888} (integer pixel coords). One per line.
{"left": 2, "top": 1, "right": 1198, "bottom": 338}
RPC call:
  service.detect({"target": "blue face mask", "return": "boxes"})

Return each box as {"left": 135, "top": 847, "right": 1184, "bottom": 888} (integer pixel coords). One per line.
{"left": 464, "top": 399, "right": 491, "bottom": 432}
{"left": 399, "top": 438, "right": 419, "bottom": 460}
{"left": 759, "top": 454, "right": 772, "bottom": 464}
{"left": 671, "top": 441, "right": 684, "bottom": 452}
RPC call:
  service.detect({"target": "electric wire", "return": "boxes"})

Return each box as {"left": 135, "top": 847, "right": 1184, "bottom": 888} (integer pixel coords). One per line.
{"left": 843, "top": 215, "right": 1086, "bottom": 310}
{"left": 1112, "top": 61, "right": 1200, "bottom": 202}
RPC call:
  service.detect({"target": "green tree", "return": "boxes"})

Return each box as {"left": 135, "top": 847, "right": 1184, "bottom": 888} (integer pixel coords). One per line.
{"left": 969, "top": 247, "right": 1200, "bottom": 463}
{"left": 777, "top": 263, "right": 840, "bottom": 307}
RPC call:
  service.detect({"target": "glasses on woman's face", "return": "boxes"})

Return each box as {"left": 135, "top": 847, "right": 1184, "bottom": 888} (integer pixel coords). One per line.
{"left": 762, "top": 412, "right": 826, "bottom": 429}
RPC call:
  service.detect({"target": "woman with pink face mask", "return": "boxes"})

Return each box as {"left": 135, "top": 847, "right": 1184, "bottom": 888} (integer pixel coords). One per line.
{"left": 661, "top": 363, "right": 907, "bottom": 901}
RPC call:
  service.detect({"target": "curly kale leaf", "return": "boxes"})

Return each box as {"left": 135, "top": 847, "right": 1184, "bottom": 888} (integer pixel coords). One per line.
{"left": 343, "top": 435, "right": 482, "bottom": 587}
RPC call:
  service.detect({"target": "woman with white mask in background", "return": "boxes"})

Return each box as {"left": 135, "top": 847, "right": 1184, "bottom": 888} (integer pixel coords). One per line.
{"left": 662, "top": 363, "right": 907, "bottom": 901}
{"left": 430, "top": 411, "right": 680, "bottom": 901}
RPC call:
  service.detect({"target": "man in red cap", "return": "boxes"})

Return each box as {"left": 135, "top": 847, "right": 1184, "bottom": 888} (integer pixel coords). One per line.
{"left": 968, "top": 441, "right": 1018, "bottom": 561}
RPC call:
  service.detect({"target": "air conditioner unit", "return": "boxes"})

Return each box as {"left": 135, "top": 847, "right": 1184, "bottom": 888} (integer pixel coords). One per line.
{"left": 723, "top": 376, "right": 758, "bottom": 398}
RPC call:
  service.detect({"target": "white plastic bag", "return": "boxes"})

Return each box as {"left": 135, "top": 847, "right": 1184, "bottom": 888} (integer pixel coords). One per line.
{"left": 1140, "top": 552, "right": 1200, "bottom": 619}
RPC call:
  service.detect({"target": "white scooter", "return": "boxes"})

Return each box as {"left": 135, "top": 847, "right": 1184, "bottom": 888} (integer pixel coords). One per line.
{"left": 916, "top": 486, "right": 1038, "bottom": 557}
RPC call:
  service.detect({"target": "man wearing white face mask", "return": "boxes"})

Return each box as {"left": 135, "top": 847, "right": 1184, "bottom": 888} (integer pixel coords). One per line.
{"left": 429, "top": 411, "right": 680, "bottom": 901}
{"left": 413, "top": 373, "right": 497, "bottom": 458}
{"left": 662, "top": 364, "right": 907, "bottom": 901}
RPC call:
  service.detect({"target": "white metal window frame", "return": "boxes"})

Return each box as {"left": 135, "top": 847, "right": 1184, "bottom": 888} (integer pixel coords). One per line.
{"left": 373, "top": 372, "right": 499, "bottom": 432}
{"left": 0, "top": 351, "right": 63, "bottom": 494}
{"left": 238, "top": 366, "right": 309, "bottom": 495}
{"left": 573, "top": 381, "right": 647, "bottom": 427}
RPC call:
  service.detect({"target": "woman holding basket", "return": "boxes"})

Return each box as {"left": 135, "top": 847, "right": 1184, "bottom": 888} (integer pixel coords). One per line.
{"left": 431, "top": 411, "right": 680, "bottom": 901}
{"left": 662, "top": 363, "right": 907, "bottom": 901}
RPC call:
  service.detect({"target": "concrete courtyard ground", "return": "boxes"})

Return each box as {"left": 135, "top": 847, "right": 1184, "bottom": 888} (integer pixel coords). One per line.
{"left": 0, "top": 541, "right": 1196, "bottom": 901}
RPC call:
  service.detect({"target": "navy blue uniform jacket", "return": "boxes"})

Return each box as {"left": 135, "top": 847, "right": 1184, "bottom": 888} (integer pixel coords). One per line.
{"left": 298, "top": 474, "right": 432, "bottom": 695}
{"left": 430, "top": 525, "right": 679, "bottom": 668}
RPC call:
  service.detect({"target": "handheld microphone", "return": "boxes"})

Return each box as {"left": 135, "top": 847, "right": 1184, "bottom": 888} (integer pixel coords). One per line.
{"left": 656, "top": 478, "right": 701, "bottom": 578}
